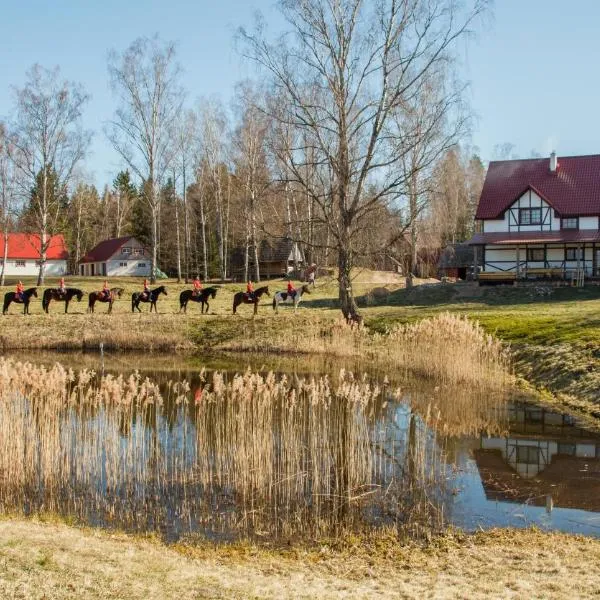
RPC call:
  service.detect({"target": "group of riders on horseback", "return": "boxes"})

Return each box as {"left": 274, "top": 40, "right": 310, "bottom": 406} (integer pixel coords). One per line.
{"left": 7, "top": 274, "right": 307, "bottom": 315}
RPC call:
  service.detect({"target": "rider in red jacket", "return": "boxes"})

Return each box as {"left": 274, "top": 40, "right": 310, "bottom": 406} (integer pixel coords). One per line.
{"left": 193, "top": 277, "right": 203, "bottom": 297}
{"left": 142, "top": 278, "right": 150, "bottom": 300}
{"left": 16, "top": 281, "right": 24, "bottom": 301}
{"left": 246, "top": 280, "right": 254, "bottom": 300}
{"left": 287, "top": 280, "right": 296, "bottom": 298}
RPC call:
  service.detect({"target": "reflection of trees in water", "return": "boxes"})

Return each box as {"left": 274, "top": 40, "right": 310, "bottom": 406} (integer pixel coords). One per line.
{"left": 0, "top": 359, "right": 508, "bottom": 541}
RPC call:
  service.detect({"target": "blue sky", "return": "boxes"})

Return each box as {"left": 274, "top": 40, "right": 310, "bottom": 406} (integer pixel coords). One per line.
{"left": 1, "top": 0, "right": 599, "bottom": 187}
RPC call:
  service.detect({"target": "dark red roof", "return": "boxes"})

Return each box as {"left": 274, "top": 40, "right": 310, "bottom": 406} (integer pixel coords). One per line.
{"left": 80, "top": 236, "right": 135, "bottom": 263}
{"left": 476, "top": 154, "right": 600, "bottom": 219}
{"left": 469, "top": 230, "right": 600, "bottom": 245}
{"left": 0, "top": 233, "right": 68, "bottom": 260}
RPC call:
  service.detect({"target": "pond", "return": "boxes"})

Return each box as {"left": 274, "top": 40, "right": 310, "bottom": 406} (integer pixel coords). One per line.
{"left": 1, "top": 351, "right": 599, "bottom": 542}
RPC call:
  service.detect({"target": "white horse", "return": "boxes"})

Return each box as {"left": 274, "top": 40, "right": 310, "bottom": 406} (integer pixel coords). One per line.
{"left": 272, "top": 284, "right": 311, "bottom": 313}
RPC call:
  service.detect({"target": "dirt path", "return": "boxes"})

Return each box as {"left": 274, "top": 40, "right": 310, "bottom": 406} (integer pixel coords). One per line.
{"left": 1, "top": 519, "right": 599, "bottom": 599}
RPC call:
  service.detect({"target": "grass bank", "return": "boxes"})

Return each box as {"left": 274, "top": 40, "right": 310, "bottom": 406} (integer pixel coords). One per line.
{"left": 3, "top": 274, "right": 600, "bottom": 417}
{"left": 0, "top": 517, "right": 598, "bottom": 599}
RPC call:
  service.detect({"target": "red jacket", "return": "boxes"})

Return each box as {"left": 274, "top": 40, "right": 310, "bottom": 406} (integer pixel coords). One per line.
{"left": 287, "top": 281, "right": 295, "bottom": 294}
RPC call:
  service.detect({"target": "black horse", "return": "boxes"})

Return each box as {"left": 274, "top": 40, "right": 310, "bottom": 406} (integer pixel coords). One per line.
{"left": 42, "top": 287, "right": 85, "bottom": 314}
{"left": 179, "top": 286, "right": 218, "bottom": 314}
{"left": 88, "top": 287, "right": 124, "bottom": 314}
{"left": 132, "top": 285, "right": 167, "bottom": 313}
{"left": 232, "top": 286, "right": 270, "bottom": 316}
{"left": 3, "top": 287, "right": 38, "bottom": 315}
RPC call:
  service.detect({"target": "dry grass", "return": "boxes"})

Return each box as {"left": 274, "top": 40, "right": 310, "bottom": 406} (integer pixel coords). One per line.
{"left": 2, "top": 357, "right": 481, "bottom": 540}
{"left": 1, "top": 518, "right": 599, "bottom": 599}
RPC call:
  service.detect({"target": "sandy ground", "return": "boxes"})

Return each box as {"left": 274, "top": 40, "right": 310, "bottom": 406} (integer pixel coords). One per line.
{"left": 1, "top": 519, "right": 600, "bottom": 599}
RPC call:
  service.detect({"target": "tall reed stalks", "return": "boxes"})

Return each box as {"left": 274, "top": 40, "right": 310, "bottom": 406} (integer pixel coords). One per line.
{"left": 0, "top": 357, "right": 479, "bottom": 541}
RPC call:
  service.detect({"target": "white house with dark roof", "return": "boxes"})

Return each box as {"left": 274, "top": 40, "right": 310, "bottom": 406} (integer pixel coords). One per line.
{"left": 79, "top": 236, "right": 151, "bottom": 277}
{"left": 469, "top": 152, "right": 600, "bottom": 282}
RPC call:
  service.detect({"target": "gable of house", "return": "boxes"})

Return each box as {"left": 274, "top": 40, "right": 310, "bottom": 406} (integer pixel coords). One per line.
{"left": 259, "top": 238, "right": 304, "bottom": 263}
{"left": 81, "top": 236, "right": 148, "bottom": 264}
{"left": 0, "top": 233, "right": 68, "bottom": 260}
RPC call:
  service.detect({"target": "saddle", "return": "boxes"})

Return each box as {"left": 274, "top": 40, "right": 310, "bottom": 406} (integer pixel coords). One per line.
{"left": 244, "top": 292, "right": 255, "bottom": 301}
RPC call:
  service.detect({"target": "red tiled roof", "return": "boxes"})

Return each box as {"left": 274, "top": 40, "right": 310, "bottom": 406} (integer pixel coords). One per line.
{"left": 476, "top": 154, "right": 600, "bottom": 219}
{"left": 80, "top": 236, "right": 136, "bottom": 263}
{"left": 0, "top": 233, "right": 68, "bottom": 260}
{"left": 468, "top": 230, "right": 600, "bottom": 245}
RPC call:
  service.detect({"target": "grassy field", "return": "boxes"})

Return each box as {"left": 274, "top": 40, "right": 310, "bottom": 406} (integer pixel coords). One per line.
{"left": 2, "top": 273, "right": 600, "bottom": 416}
{"left": 1, "top": 517, "right": 599, "bottom": 599}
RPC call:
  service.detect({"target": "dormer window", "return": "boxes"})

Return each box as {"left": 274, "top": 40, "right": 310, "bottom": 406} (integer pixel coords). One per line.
{"left": 519, "top": 208, "right": 541, "bottom": 225}
{"left": 561, "top": 217, "right": 579, "bottom": 230}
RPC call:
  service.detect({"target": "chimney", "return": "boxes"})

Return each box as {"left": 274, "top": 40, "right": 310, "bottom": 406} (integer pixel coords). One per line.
{"left": 550, "top": 151, "right": 558, "bottom": 172}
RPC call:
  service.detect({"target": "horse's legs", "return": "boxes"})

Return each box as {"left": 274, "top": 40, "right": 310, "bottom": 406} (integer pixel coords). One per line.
{"left": 108, "top": 301, "right": 113, "bottom": 315}
{"left": 233, "top": 299, "right": 237, "bottom": 314}
{"left": 65, "top": 300, "right": 69, "bottom": 314}
{"left": 253, "top": 301, "right": 258, "bottom": 316}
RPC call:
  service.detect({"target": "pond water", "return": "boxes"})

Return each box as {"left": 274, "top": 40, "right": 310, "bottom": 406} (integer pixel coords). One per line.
{"left": 1, "top": 351, "right": 599, "bottom": 541}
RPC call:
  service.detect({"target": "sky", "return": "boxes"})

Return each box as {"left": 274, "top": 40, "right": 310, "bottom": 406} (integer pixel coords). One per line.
{"left": 1, "top": 0, "right": 599, "bottom": 188}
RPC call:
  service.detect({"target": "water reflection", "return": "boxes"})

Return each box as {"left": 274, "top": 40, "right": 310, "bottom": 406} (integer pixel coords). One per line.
{"left": 2, "top": 352, "right": 599, "bottom": 541}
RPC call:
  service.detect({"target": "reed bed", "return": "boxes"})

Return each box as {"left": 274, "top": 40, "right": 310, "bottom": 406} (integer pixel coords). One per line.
{"left": 220, "top": 313, "right": 511, "bottom": 389}
{"left": 0, "top": 357, "right": 458, "bottom": 541}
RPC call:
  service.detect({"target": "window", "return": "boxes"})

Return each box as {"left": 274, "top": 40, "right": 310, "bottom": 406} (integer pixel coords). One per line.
{"left": 526, "top": 248, "right": 545, "bottom": 262}
{"left": 565, "top": 248, "right": 579, "bottom": 261}
{"left": 557, "top": 443, "right": 576, "bottom": 456}
{"left": 132, "top": 248, "right": 143, "bottom": 256}
{"left": 121, "top": 247, "right": 131, "bottom": 254}
{"left": 516, "top": 445, "right": 540, "bottom": 464}
{"left": 519, "top": 208, "right": 542, "bottom": 225}
{"left": 138, "top": 262, "right": 146, "bottom": 268}
{"left": 119, "top": 262, "right": 127, "bottom": 267}
{"left": 15, "top": 260, "right": 26, "bottom": 268}
{"left": 561, "top": 217, "right": 579, "bottom": 230}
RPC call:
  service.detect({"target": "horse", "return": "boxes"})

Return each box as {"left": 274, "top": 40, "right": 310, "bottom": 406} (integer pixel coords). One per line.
{"left": 42, "top": 287, "right": 85, "bottom": 314}
{"left": 179, "top": 286, "right": 218, "bottom": 314}
{"left": 232, "top": 286, "right": 270, "bottom": 316}
{"left": 88, "top": 287, "right": 124, "bottom": 314}
{"left": 3, "top": 287, "right": 37, "bottom": 315}
{"left": 131, "top": 285, "right": 167, "bottom": 313}
{"left": 272, "top": 284, "right": 311, "bottom": 313}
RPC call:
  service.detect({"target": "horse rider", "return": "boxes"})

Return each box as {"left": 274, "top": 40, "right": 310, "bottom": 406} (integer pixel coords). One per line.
{"left": 246, "top": 280, "right": 255, "bottom": 301}
{"left": 142, "top": 278, "right": 151, "bottom": 301}
{"left": 15, "top": 280, "right": 24, "bottom": 302}
{"left": 287, "top": 279, "right": 296, "bottom": 299}
{"left": 101, "top": 280, "right": 111, "bottom": 301}
{"left": 58, "top": 277, "right": 66, "bottom": 297}
{"left": 193, "top": 277, "right": 203, "bottom": 297}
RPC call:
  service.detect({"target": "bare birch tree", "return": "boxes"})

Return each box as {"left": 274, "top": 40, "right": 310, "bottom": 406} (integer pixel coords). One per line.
{"left": 8, "top": 65, "right": 90, "bottom": 284}
{"left": 233, "top": 84, "right": 271, "bottom": 282}
{"left": 0, "top": 124, "right": 20, "bottom": 286}
{"left": 107, "top": 35, "right": 184, "bottom": 282}
{"left": 198, "top": 100, "right": 229, "bottom": 280}
{"left": 240, "top": 0, "right": 488, "bottom": 320}
{"left": 172, "top": 109, "right": 199, "bottom": 282}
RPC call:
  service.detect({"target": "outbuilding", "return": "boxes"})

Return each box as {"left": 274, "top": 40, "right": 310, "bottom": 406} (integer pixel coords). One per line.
{"left": 79, "top": 236, "right": 151, "bottom": 277}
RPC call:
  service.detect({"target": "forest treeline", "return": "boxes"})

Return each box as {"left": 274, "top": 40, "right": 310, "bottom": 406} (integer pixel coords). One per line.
{"left": 0, "top": 0, "right": 491, "bottom": 318}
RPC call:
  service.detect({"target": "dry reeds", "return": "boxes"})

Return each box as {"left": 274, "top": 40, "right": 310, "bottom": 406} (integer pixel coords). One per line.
{"left": 0, "top": 357, "right": 468, "bottom": 540}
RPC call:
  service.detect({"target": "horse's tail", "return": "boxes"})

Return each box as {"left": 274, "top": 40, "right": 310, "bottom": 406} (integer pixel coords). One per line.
{"left": 272, "top": 297, "right": 276, "bottom": 310}
{"left": 131, "top": 294, "right": 136, "bottom": 313}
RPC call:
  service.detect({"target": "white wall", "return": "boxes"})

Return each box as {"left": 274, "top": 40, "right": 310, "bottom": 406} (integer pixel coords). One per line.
{"left": 580, "top": 216, "right": 598, "bottom": 229}
{"left": 1, "top": 259, "right": 66, "bottom": 277}
{"left": 107, "top": 259, "right": 151, "bottom": 277}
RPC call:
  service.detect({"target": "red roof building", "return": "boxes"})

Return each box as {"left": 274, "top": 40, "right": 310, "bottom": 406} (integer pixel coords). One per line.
{"left": 0, "top": 233, "right": 68, "bottom": 260}
{"left": 469, "top": 153, "right": 600, "bottom": 282}
{"left": 0, "top": 233, "right": 69, "bottom": 277}
{"left": 79, "top": 236, "right": 151, "bottom": 277}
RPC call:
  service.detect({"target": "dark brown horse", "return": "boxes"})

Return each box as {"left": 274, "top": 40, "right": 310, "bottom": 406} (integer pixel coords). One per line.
{"left": 179, "top": 286, "right": 218, "bottom": 314}
{"left": 131, "top": 285, "right": 167, "bottom": 313}
{"left": 232, "top": 286, "right": 269, "bottom": 316}
{"left": 42, "top": 287, "right": 85, "bottom": 313}
{"left": 88, "top": 287, "right": 124, "bottom": 314}
{"left": 3, "top": 287, "right": 37, "bottom": 315}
